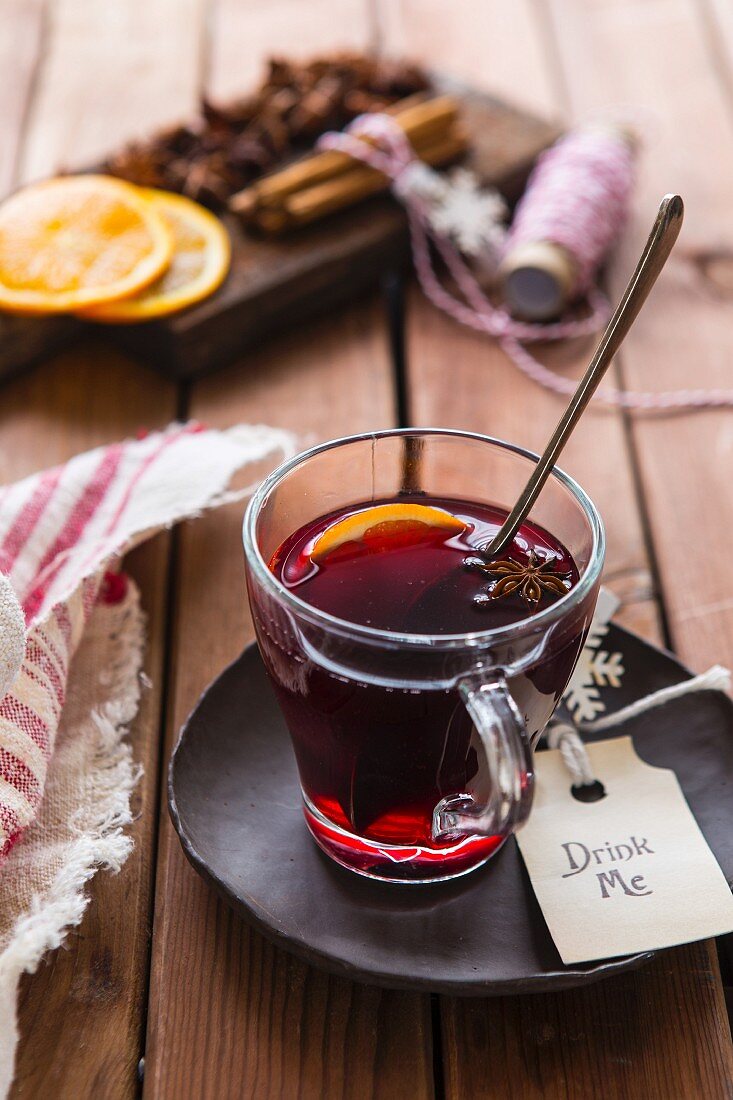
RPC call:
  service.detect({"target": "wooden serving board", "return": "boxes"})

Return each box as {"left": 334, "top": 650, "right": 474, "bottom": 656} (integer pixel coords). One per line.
{"left": 0, "top": 90, "right": 560, "bottom": 383}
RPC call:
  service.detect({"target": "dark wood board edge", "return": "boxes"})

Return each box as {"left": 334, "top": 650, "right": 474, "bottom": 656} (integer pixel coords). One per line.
{"left": 0, "top": 89, "right": 561, "bottom": 386}
{"left": 0, "top": 315, "right": 83, "bottom": 386}
{"left": 106, "top": 206, "right": 410, "bottom": 380}
{"left": 110, "top": 90, "right": 561, "bottom": 379}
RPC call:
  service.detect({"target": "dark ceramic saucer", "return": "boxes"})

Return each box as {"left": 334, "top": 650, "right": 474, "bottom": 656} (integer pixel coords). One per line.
{"left": 168, "top": 624, "right": 733, "bottom": 996}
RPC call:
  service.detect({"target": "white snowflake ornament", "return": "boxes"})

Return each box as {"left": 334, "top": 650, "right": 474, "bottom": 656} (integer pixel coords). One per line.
{"left": 563, "top": 588, "right": 625, "bottom": 723}
{"left": 426, "top": 168, "right": 508, "bottom": 256}
{"left": 396, "top": 164, "right": 508, "bottom": 258}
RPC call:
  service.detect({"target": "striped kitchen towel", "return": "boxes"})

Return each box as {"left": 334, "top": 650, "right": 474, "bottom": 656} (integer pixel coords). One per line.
{"left": 0, "top": 420, "right": 293, "bottom": 1095}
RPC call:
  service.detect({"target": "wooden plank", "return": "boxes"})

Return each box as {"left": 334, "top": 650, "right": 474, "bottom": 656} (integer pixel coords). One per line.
{"left": 376, "top": 0, "right": 558, "bottom": 116}
{"left": 545, "top": 0, "right": 733, "bottom": 681}
{"left": 442, "top": 941, "right": 732, "bottom": 1100}
{"left": 190, "top": 0, "right": 561, "bottom": 382}
{"left": 0, "top": 0, "right": 77, "bottom": 383}
{"left": 144, "top": 300, "right": 436, "bottom": 1099}
{"left": 548, "top": 0, "right": 733, "bottom": 1055}
{"left": 697, "top": 0, "right": 733, "bottom": 101}
{"left": 19, "top": 0, "right": 206, "bottom": 181}
{"left": 385, "top": 1, "right": 733, "bottom": 1094}
{"left": 0, "top": 0, "right": 46, "bottom": 194}
{"left": 208, "top": 0, "right": 374, "bottom": 101}
{"left": 3, "top": 346, "right": 176, "bottom": 1099}
{"left": 3, "top": 0, "right": 192, "bottom": 1093}
{"left": 145, "top": 4, "right": 431, "bottom": 1091}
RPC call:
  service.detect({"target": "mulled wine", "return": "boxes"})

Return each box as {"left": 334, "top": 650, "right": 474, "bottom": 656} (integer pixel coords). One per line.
{"left": 252, "top": 493, "right": 591, "bottom": 881}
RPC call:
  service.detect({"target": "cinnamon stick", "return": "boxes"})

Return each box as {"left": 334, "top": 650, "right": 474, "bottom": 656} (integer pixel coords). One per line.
{"left": 267, "top": 126, "right": 468, "bottom": 232}
{"left": 230, "top": 94, "right": 458, "bottom": 217}
{"left": 233, "top": 120, "right": 448, "bottom": 223}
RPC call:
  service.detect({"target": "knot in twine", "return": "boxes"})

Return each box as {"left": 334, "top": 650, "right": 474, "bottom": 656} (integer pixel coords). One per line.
{"left": 318, "top": 114, "right": 733, "bottom": 412}
{"left": 546, "top": 664, "right": 731, "bottom": 787}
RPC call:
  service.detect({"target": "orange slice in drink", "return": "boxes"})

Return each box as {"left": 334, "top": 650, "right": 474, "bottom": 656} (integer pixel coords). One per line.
{"left": 80, "top": 189, "right": 231, "bottom": 322}
{"left": 311, "top": 503, "right": 467, "bottom": 562}
{"left": 0, "top": 174, "right": 173, "bottom": 314}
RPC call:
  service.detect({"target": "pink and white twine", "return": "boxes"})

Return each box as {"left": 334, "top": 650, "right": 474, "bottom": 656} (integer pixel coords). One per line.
{"left": 318, "top": 115, "right": 733, "bottom": 412}
{"left": 506, "top": 126, "right": 633, "bottom": 294}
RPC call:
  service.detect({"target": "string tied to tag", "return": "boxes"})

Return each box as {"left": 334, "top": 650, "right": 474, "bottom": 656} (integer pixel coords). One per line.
{"left": 546, "top": 722, "right": 596, "bottom": 787}
{"left": 580, "top": 664, "right": 731, "bottom": 734}
{"left": 547, "top": 664, "right": 732, "bottom": 786}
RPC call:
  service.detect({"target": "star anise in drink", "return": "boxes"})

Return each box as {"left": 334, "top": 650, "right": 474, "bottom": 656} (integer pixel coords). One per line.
{"left": 465, "top": 550, "right": 572, "bottom": 607}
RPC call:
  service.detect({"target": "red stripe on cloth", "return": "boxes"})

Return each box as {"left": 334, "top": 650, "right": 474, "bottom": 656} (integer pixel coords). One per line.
{"left": 26, "top": 639, "right": 62, "bottom": 680}
{"left": 25, "top": 640, "right": 65, "bottom": 700}
{"left": 0, "top": 695, "right": 51, "bottom": 756}
{"left": 23, "top": 444, "right": 124, "bottom": 624}
{"left": 0, "top": 747, "right": 41, "bottom": 805}
{"left": 0, "top": 466, "right": 63, "bottom": 575}
{"left": 36, "top": 626, "right": 66, "bottom": 681}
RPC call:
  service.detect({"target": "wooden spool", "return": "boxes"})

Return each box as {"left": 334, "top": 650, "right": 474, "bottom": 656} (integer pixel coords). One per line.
{"left": 499, "top": 239, "right": 577, "bottom": 322}
{"left": 498, "top": 123, "right": 636, "bottom": 322}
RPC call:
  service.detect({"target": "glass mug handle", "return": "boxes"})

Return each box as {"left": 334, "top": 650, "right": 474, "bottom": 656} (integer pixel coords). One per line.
{"left": 432, "top": 673, "right": 534, "bottom": 842}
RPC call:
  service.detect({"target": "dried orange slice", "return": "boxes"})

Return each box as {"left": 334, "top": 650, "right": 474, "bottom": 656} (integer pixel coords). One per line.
{"left": 311, "top": 503, "right": 467, "bottom": 562}
{"left": 81, "top": 189, "right": 231, "bottom": 322}
{"left": 0, "top": 174, "right": 173, "bottom": 314}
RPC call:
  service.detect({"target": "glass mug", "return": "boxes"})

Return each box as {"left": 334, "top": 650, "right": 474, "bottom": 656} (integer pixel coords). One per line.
{"left": 243, "top": 430, "right": 604, "bottom": 883}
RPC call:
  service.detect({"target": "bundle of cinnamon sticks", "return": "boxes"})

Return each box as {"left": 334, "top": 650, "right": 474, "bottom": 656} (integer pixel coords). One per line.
{"left": 229, "top": 94, "right": 467, "bottom": 234}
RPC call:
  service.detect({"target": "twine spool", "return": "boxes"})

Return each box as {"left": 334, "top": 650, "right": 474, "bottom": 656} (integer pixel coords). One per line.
{"left": 319, "top": 113, "right": 733, "bottom": 411}
{"left": 499, "top": 125, "right": 636, "bottom": 321}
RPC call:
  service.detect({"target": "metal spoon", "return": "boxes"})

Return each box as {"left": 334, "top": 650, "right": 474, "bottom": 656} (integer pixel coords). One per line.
{"left": 486, "top": 193, "right": 684, "bottom": 559}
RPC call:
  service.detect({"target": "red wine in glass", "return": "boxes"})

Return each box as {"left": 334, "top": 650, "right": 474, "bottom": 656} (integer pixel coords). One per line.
{"left": 257, "top": 494, "right": 586, "bottom": 881}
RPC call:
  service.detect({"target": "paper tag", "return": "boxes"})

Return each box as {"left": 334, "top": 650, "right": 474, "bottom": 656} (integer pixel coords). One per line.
{"left": 515, "top": 737, "right": 733, "bottom": 964}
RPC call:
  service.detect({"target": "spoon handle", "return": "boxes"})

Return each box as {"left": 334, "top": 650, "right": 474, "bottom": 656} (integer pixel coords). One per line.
{"left": 487, "top": 193, "right": 684, "bottom": 559}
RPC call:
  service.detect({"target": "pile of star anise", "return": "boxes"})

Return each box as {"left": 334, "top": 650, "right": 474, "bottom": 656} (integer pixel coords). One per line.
{"left": 106, "top": 53, "right": 430, "bottom": 210}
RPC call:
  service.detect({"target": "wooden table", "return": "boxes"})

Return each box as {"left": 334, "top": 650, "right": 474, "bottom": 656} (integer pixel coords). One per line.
{"left": 2, "top": 1, "right": 733, "bottom": 1096}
